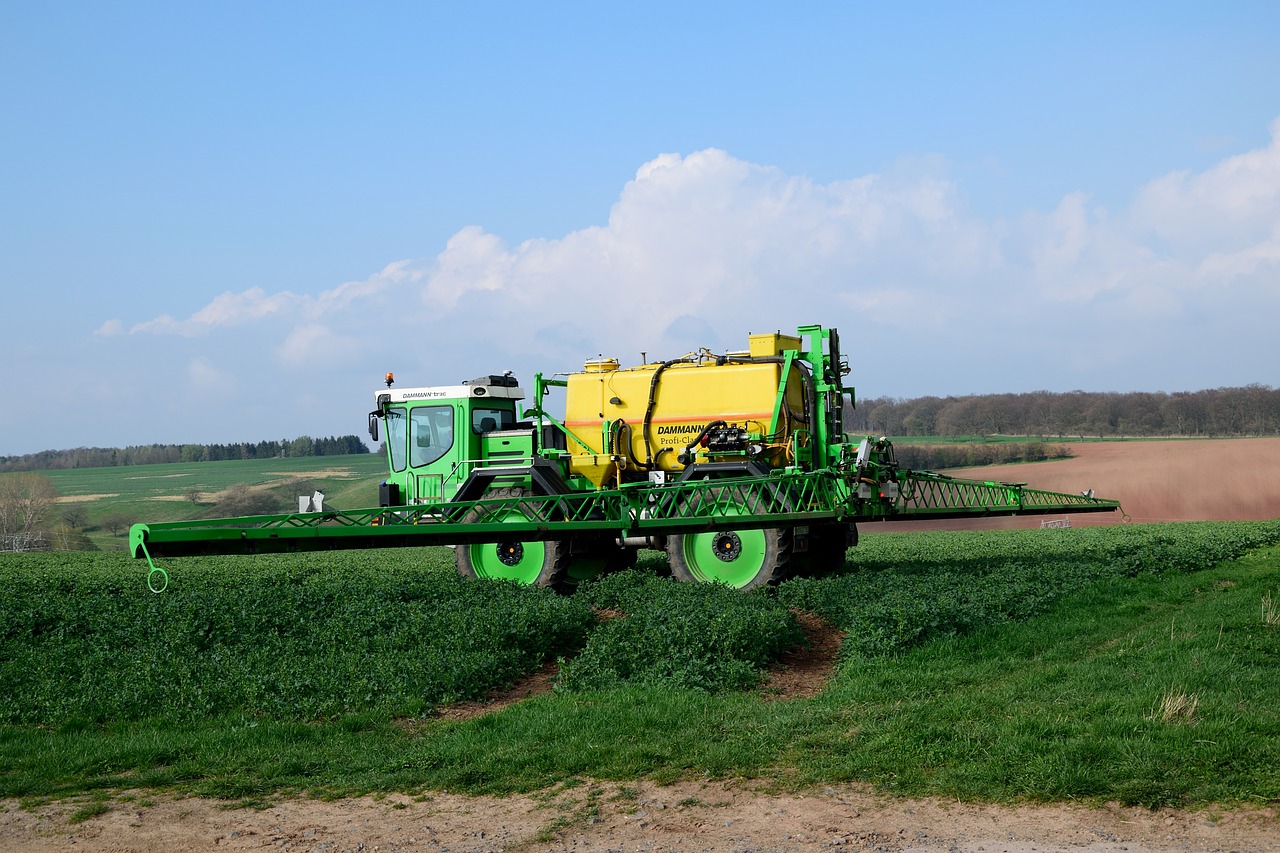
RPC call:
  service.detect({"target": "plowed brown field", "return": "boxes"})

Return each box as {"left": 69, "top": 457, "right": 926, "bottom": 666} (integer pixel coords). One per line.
{"left": 866, "top": 437, "right": 1280, "bottom": 533}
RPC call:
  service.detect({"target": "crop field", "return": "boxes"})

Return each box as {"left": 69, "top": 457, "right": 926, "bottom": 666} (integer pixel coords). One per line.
{"left": 3, "top": 520, "right": 1280, "bottom": 810}
{"left": 40, "top": 454, "right": 386, "bottom": 550}
{"left": 43, "top": 453, "right": 386, "bottom": 505}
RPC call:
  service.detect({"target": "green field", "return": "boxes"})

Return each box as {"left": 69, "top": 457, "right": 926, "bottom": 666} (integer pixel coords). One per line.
{"left": 39, "top": 454, "right": 386, "bottom": 550}
{"left": 3, "top": 521, "right": 1279, "bottom": 807}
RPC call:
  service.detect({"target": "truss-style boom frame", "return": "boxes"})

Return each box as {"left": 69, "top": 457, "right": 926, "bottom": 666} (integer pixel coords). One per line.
{"left": 130, "top": 468, "right": 1121, "bottom": 560}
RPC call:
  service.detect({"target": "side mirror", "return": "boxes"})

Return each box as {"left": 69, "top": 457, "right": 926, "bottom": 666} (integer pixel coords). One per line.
{"left": 367, "top": 411, "right": 380, "bottom": 443}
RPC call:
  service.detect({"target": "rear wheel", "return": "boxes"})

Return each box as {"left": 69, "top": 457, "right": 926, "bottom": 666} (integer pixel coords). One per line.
{"left": 667, "top": 526, "right": 791, "bottom": 589}
{"left": 455, "top": 488, "right": 570, "bottom": 589}
{"left": 665, "top": 488, "right": 791, "bottom": 589}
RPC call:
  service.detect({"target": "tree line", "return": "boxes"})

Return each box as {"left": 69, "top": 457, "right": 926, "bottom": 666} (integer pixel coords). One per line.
{"left": 0, "top": 435, "right": 371, "bottom": 473}
{"left": 846, "top": 385, "right": 1280, "bottom": 439}
{"left": 892, "top": 442, "right": 1075, "bottom": 471}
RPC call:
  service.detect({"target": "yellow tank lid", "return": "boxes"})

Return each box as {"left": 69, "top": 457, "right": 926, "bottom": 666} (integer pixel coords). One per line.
{"left": 583, "top": 357, "right": 620, "bottom": 373}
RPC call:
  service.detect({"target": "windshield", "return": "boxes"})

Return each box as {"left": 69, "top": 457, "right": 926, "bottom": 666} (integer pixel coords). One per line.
{"left": 385, "top": 409, "right": 407, "bottom": 472}
{"left": 410, "top": 405, "right": 454, "bottom": 467}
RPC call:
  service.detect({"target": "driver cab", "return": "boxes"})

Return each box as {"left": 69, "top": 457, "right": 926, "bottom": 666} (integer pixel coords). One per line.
{"left": 370, "top": 374, "right": 524, "bottom": 506}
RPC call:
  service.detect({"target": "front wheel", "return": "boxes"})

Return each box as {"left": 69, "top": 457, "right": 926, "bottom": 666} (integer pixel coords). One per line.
{"left": 455, "top": 488, "right": 570, "bottom": 590}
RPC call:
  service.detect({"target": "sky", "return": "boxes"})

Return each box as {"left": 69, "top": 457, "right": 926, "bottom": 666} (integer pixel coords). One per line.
{"left": 2, "top": 1, "right": 1279, "bottom": 456}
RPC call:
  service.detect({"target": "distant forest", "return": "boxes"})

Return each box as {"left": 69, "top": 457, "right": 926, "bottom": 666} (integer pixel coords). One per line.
{"left": 846, "top": 385, "right": 1279, "bottom": 439}
{"left": 0, "top": 435, "right": 371, "bottom": 473}
{"left": 1, "top": 385, "right": 1276, "bottom": 475}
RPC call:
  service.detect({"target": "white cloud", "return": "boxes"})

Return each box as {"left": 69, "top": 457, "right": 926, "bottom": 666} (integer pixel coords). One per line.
{"left": 277, "top": 323, "right": 361, "bottom": 368}
{"left": 1197, "top": 229, "right": 1280, "bottom": 282}
{"left": 94, "top": 319, "right": 124, "bottom": 337}
{"left": 192, "top": 287, "right": 301, "bottom": 326}
{"left": 422, "top": 227, "right": 512, "bottom": 308}
{"left": 117, "top": 124, "right": 1280, "bottom": 403}
{"left": 128, "top": 148, "right": 999, "bottom": 361}
{"left": 1132, "top": 118, "right": 1280, "bottom": 254}
{"left": 130, "top": 288, "right": 302, "bottom": 335}
{"left": 129, "top": 263, "right": 405, "bottom": 337}
{"left": 316, "top": 261, "right": 409, "bottom": 310}
{"left": 374, "top": 149, "right": 999, "bottom": 356}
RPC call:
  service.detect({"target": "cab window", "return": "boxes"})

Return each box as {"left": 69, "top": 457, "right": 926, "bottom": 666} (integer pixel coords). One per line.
{"left": 472, "top": 407, "right": 515, "bottom": 434}
{"left": 410, "top": 405, "right": 454, "bottom": 467}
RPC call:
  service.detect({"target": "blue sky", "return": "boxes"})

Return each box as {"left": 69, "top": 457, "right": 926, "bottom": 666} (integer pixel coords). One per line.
{"left": 3, "top": 2, "right": 1279, "bottom": 455}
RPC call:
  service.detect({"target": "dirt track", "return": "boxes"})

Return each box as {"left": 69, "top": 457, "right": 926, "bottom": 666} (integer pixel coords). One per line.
{"left": 5, "top": 781, "right": 1280, "bottom": 853}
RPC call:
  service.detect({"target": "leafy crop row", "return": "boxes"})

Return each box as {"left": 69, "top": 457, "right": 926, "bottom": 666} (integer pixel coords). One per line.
{"left": 779, "top": 520, "right": 1280, "bottom": 658}
{"left": 3, "top": 521, "right": 1278, "bottom": 728}
{"left": 559, "top": 567, "right": 803, "bottom": 692}
{"left": 0, "top": 549, "right": 593, "bottom": 724}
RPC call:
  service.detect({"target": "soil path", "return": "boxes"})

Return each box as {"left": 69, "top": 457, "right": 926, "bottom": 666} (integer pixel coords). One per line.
{"left": 4, "top": 782, "right": 1278, "bottom": 852}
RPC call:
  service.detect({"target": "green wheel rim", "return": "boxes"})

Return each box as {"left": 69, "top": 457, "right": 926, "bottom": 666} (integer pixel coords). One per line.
{"left": 678, "top": 504, "right": 768, "bottom": 588}
{"left": 466, "top": 506, "right": 546, "bottom": 585}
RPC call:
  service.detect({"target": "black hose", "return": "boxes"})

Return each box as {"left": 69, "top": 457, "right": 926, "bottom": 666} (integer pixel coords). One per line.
{"left": 609, "top": 419, "right": 642, "bottom": 468}
{"left": 683, "top": 419, "right": 728, "bottom": 453}
{"left": 642, "top": 357, "right": 696, "bottom": 468}
{"left": 678, "top": 419, "right": 729, "bottom": 464}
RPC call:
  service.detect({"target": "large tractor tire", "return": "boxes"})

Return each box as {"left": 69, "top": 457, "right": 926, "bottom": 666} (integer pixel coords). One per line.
{"left": 664, "top": 487, "right": 792, "bottom": 589}
{"left": 454, "top": 488, "right": 570, "bottom": 590}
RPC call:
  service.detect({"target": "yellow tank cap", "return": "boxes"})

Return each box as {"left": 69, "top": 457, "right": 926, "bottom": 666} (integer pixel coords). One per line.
{"left": 748, "top": 333, "right": 801, "bottom": 358}
{"left": 583, "top": 357, "right": 620, "bottom": 373}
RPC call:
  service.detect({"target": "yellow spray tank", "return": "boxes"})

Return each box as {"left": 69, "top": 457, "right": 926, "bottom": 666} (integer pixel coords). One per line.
{"left": 561, "top": 332, "right": 814, "bottom": 488}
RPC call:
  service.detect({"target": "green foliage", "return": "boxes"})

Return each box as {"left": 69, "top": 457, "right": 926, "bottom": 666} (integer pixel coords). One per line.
{"left": 6, "top": 522, "right": 1278, "bottom": 725}
{"left": 557, "top": 571, "right": 804, "bottom": 693}
{"left": 794, "top": 546, "right": 1280, "bottom": 806}
{"left": 778, "top": 521, "right": 1280, "bottom": 658}
{"left": 4, "top": 521, "right": 1280, "bottom": 807}
{"left": 1085, "top": 522, "right": 1280, "bottom": 575}
{"left": 0, "top": 549, "right": 595, "bottom": 724}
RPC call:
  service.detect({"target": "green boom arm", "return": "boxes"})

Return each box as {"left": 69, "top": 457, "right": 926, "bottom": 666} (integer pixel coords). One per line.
{"left": 130, "top": 468, "right": 1121, "bottom": 560}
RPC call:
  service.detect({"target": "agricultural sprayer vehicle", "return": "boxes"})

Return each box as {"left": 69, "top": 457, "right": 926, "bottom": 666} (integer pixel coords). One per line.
{"left": 130, "top": 324, "right": 1120, "bottom": 590}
